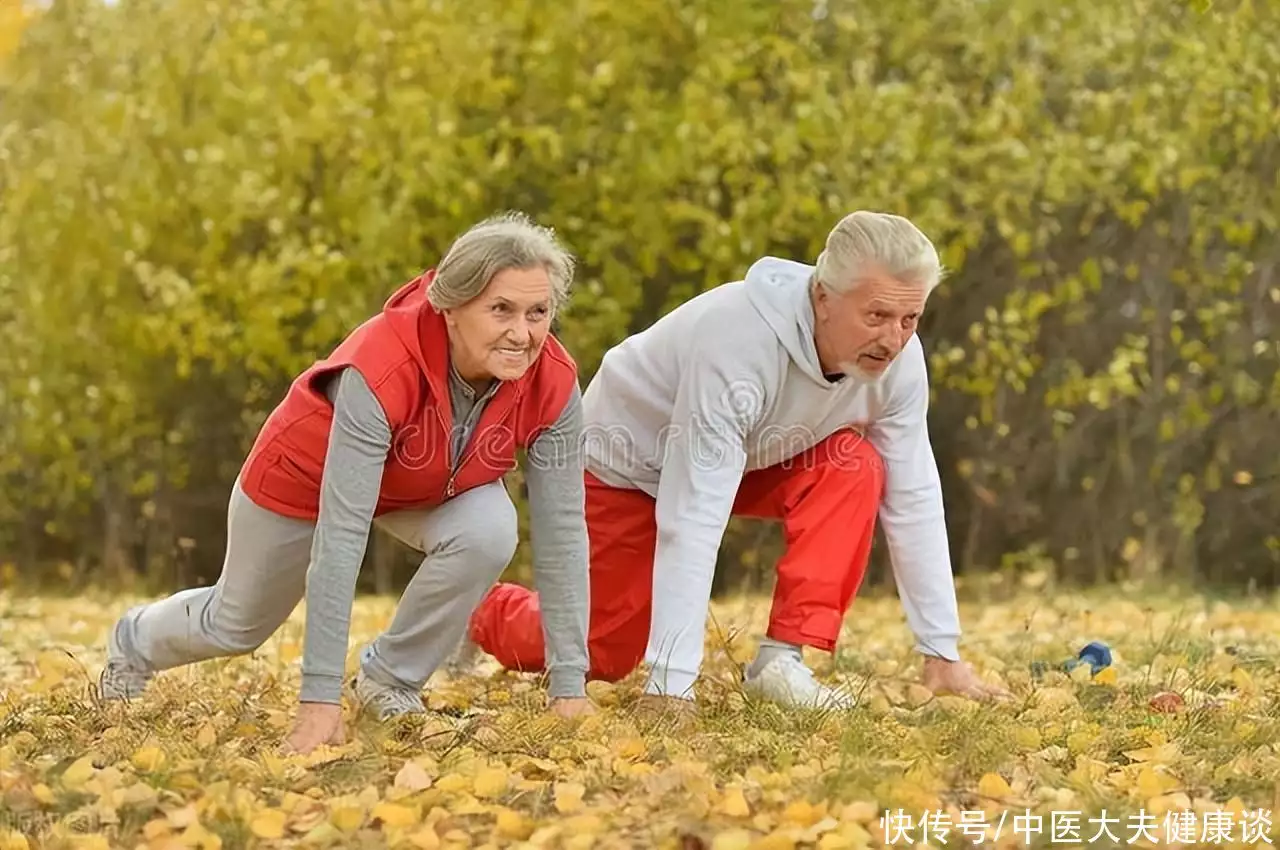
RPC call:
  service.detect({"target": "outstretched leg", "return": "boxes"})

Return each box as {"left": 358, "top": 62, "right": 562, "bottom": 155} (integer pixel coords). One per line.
{"left": 102, "top": 480, "right": 315, "bottom": 700}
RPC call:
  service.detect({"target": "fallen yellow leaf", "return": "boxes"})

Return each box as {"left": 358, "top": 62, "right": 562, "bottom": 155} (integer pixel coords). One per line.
{"left": 129, "top": 742, "right": 166, "bottom": 768}
{"left": 329, "top": 804, "right": 364, "bottom": 833}
{"left": 371, "top": 801, "right": 417, "bottom": 830}
{"left": 472, "top": 766, "right": 510, "bottom": 799}
{"left": 977, "top": 772, "right": 1013, "bottom": 800}
{"left": 195, "top": 722, "right": 217, "bottom": 750}
{"left": 783, "top": 799, "right": 822, "bottom": 827}
{"left": 249, "top": 809, "right": 286, "bottom": 839}
{"left": 434, "top": 773, "right": 469, "bottom": 793}
{"left": 1093, "top": 666, "right": 1118, "bottom": 685}
{"left": 554, "top": 780, "right": 586, "bottom": 813}
{"left": 394, "top": 760, "right": 434, "bottom": 792}
{"left": 61, "top": 755, "right": 97, "bottom": 791}
{"left": 718, "top": 785, "right": 751, "bottom": 818}
{"left": 495, "top": 808, "right": 533, "bottom": 839}
{"left": 710, "top": 829, "right": 753, "bottom": 850}
{"left": 405, "top": 828, "right": 441, "bottom": 849}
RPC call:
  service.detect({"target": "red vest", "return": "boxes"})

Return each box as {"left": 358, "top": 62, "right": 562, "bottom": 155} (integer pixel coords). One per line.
{"left": 238, "top": 271, "right": 579, "bottom": 519}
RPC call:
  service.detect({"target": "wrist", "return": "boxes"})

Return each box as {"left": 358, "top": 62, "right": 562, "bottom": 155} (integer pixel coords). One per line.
{"left": 643, "top": 665, "right": 698, "bottom": 700}
{"left": 547, "top": 666, "right": 587, "bottom": 699}
{"left": 916, "top": 638, "right": 961, "bottom": 663}
{"left": 299, "top": 671, "right": 345, "bottom": 704}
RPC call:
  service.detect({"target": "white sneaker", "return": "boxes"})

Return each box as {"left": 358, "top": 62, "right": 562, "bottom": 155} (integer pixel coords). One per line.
{"left": 743, "top": 654, "right": 855, "bottom": 710}
{"left": 354, "top": 669, "right": 426, "bottom": 720}
{"left": 99, "top": 609, "right": 154, "bottom": 701}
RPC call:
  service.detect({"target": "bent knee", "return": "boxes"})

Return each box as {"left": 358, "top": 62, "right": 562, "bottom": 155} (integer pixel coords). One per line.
{"left": 463, "top": 520, "right": 519, "bottom": 572}
{"left": 447, "top": 485, "right": 519, "bottom": 572}
{"left": 817, "top": 431, "right": 885, "bottom": 486}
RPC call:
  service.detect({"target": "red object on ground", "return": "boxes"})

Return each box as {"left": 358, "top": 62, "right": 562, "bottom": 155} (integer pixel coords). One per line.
{"left": 469, "top": 429, "right": 885, "bottom": 681}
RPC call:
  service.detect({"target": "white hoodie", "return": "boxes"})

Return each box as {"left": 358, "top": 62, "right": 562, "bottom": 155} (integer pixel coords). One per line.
{"left": 580, "top": 256, "right": 962, "bottom": 697}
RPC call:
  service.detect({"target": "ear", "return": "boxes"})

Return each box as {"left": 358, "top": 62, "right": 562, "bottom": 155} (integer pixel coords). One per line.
{"left": 811, "top": 284, "right": 832, "bottom": 321}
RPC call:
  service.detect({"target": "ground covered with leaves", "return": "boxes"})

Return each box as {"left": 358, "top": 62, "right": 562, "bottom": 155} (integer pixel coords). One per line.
{"left": 2, "top": 585, "right": 1279, "bottom": 849}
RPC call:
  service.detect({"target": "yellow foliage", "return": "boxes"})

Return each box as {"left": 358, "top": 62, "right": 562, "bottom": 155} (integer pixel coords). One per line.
{"left": 471, "top": 766, "right": 510, "bottom": 799}
{"left": 4, "top": 584, "right": 1280, "bottom": 848}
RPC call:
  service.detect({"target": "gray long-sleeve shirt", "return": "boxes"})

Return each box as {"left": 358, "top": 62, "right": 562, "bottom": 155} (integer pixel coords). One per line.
{"left": 298, "top": 365, "right": 590, "bottom": 703}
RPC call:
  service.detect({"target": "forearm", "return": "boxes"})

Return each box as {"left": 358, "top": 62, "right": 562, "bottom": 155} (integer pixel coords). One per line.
{"left": 869, "top": 347, "right": 963, "bottom": 662}
{"left": 525, "top": 385, "right": 589, "bottom": 698}
{"left": 880, "top": 492, "right": 961, "bottom": 661}
{"left": 646, "top": 443, "right": 746, "bottom": 698}
{"left": 299, "top": 368, "right": 391, "bottom": 703}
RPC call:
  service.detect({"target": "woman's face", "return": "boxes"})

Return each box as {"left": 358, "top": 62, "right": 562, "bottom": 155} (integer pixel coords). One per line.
{"left": 443, "top": 266, "right": 554, "bottom": 385}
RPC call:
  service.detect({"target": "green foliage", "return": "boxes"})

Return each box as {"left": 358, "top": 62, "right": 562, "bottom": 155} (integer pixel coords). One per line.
{"left": 0, "top": 0, "right": 1276, "bottom": 589}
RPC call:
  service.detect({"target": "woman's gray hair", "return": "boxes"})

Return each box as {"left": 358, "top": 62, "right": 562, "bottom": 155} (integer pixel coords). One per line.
{"left": 813, "top": 210, "right": 944, "bottom": 294}
{"left": 427, "top": 211, "right": 576, "bottom": 312}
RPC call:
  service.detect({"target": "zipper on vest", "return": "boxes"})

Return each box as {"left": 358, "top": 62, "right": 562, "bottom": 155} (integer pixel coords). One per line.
{"left": 445, "top": 401, "right": 517, "bottom": 498}
{"left": 432, "top": 406, "right": 456, "bottom": 496}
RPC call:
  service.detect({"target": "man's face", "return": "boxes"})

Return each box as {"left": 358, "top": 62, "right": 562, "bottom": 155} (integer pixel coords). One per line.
{"left": 812, "top": 270, "right": 929, "bottom": 380}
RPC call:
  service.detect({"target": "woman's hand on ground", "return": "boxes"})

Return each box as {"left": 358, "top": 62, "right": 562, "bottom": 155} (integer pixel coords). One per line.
{"left": 282, "top": 701, "right": 347, "bottom": 754}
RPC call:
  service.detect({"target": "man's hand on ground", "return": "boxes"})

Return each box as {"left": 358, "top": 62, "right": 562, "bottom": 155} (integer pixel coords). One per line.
{"left": 632, "top": 693, "right": 696, "bottom": 727}
{"left": 921, "top": 655, "right": 1012, "bottom": 702}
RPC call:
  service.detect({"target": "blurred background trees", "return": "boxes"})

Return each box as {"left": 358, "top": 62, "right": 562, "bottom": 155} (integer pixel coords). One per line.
{"left": 1, "top": 0, "right": 1277, "bottom": 596}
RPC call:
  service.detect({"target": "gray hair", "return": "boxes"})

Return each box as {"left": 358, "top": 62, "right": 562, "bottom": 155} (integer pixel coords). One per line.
{"left": 427, "top": 211, "right": 575, "bottom": 312}
{"left": 813, "top": 211, "right": 944, "bottom": 294}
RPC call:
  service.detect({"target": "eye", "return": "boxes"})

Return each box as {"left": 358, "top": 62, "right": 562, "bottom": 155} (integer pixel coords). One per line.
{"left": 491, "top": 302, "right": 511, "bottom": 314}
{"left": 528, "top": 305, "right": 550, "bottom": 320}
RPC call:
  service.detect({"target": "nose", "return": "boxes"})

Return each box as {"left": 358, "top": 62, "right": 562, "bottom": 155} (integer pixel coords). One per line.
{"left": 885, "top": 322, "right": 910, "bottom": 353}
{"left": 506, "top": 319, "right": 531, "bottom": 346}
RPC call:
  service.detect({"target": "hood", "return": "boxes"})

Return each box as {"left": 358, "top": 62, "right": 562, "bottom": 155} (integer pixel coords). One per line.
{"left": 379, "top": 269, "right": 465, "bottom": 404}
{"left": 381, "top": 270, "right": 439, "bottom": 376}
{"left": 742, "top": 256, "right": 831, "bottom": 385}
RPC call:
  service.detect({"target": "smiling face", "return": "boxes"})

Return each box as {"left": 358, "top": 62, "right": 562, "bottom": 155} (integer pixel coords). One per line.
{"left": 811, "top": 270, "right": 929, "bottom": 380}
{"left": 442, "top": 266, "right": 553, "bottom": 386}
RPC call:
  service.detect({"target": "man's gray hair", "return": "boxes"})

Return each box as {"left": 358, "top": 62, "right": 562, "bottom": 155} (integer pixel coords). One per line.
{"left": 428, "top": 211, "right": 576, "bottom": 312}
{"left": 813, "top": 210, "right": 944, "bottom": 294}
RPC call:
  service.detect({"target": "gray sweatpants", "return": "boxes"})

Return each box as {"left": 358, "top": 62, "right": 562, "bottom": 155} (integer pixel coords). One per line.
{"left": 120, "top": 477, "right": 516, "bottom": 693}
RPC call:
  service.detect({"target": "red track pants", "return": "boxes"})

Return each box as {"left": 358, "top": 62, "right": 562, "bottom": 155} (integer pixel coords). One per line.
{"left": 468, "top": 429, "right": 885, "bottom": 682}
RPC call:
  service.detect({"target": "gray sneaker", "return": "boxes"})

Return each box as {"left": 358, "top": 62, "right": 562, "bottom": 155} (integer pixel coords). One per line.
{"left": 99, "top": 610, "right": 154, "bottom": 701}
{"left": 354, "top": 668, "right": 426, "bottom": 720}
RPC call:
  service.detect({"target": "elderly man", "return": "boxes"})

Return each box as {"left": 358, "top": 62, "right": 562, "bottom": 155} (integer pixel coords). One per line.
{"left": 466, "top": 210, "right": 1009, "bottom": 710}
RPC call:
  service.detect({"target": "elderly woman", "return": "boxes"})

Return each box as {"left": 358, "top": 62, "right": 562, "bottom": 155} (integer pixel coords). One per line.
{"left": 99, "top": 212, "right": 594, "bottom": 753}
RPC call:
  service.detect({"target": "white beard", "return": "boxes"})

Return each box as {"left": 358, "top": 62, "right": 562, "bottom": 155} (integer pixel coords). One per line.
{"left": 837, "top": 360, "right": 886, "bottom": 383}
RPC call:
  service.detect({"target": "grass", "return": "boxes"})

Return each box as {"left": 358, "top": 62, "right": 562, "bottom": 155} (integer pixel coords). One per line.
{"left": 1, "top": 583, "right": 1278, "bottom": 849}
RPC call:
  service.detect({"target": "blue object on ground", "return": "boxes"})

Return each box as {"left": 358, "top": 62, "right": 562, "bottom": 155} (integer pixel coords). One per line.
{"left": 1032, "top": 641, "right": 1113, "bottom": 679}
{"left": 1077, "top": 641, "right": 1112, "bottom": 674}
